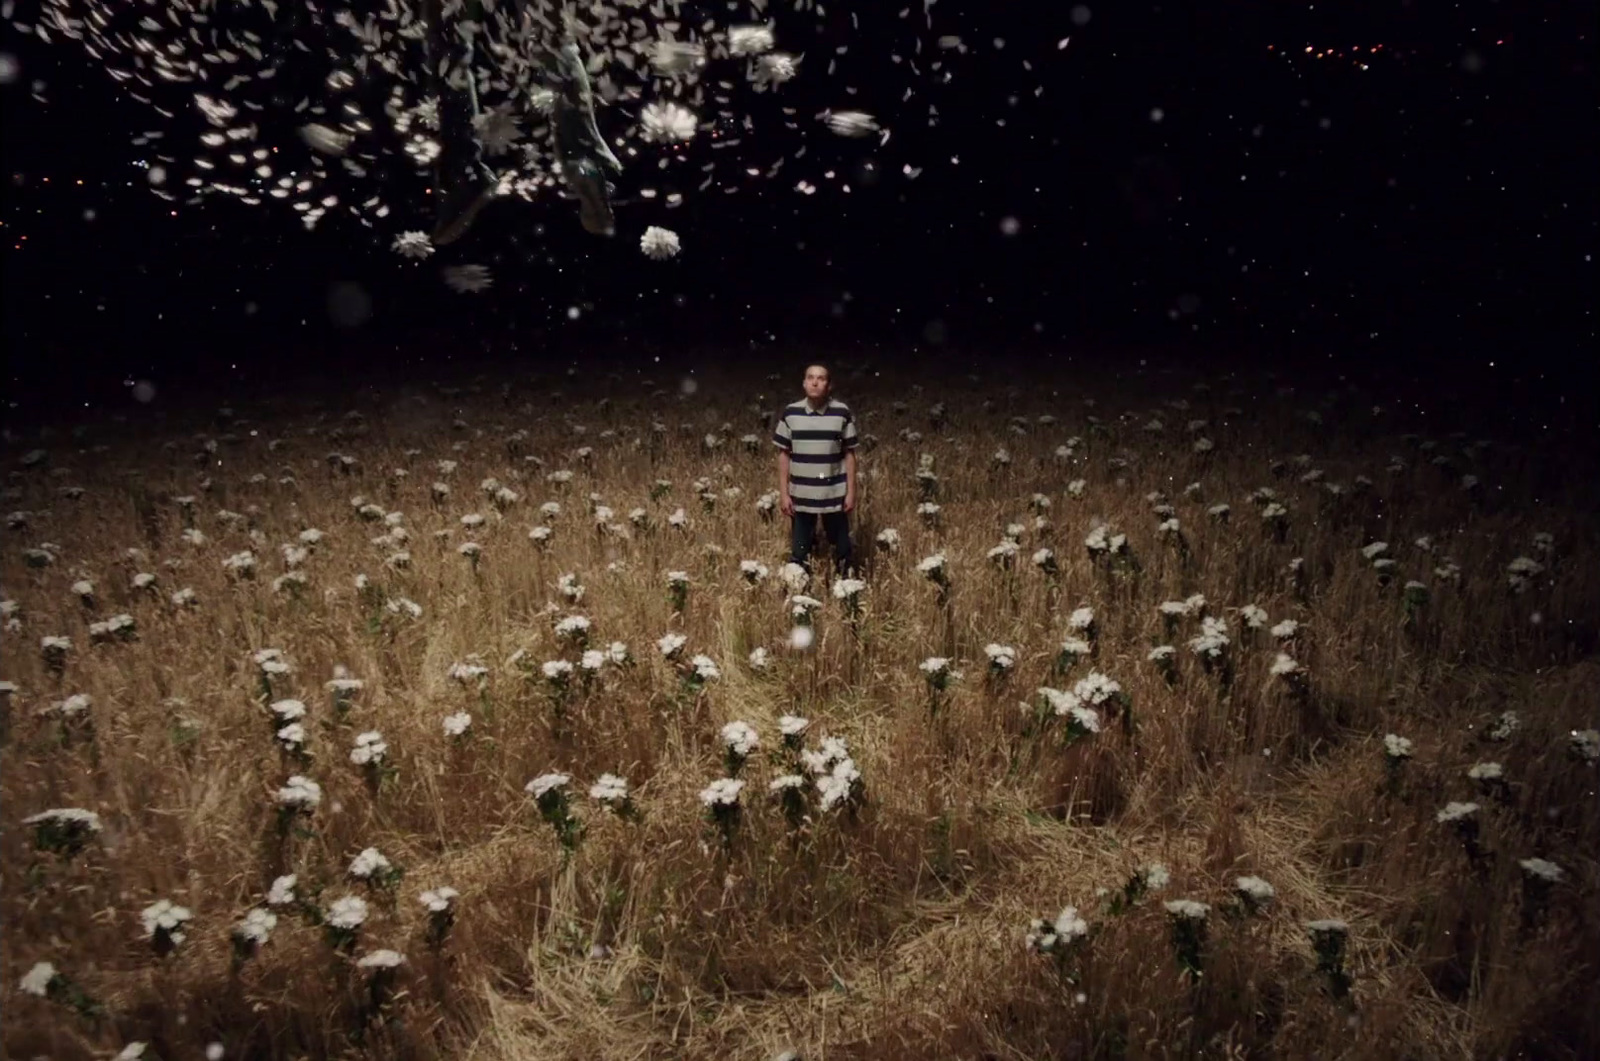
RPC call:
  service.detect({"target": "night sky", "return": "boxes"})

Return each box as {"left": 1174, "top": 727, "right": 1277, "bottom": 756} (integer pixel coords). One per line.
{"left": 1, "top": 0, "right": 1594, "bottom": 411}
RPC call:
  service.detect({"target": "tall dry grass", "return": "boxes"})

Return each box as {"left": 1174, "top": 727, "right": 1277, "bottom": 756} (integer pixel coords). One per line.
{"left": 2, "top": 360, "right": 1596, "bottom": 1060}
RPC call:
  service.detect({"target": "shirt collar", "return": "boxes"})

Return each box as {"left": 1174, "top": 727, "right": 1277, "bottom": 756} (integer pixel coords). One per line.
{"left": 802, "top": 394, "right": 831, "bottom": 413}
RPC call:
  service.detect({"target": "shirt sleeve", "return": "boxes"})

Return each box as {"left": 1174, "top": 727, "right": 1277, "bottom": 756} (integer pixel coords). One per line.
{"left": 843, "top": 410, "right": 860, "bottom": 450}
{"left": 772, "top": 411, "right": 792, "bottom": 451}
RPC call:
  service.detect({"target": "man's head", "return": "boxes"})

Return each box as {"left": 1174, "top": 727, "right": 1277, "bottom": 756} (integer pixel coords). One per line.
{"left": 802, "top": 363, "right": 831, "bottom": 405}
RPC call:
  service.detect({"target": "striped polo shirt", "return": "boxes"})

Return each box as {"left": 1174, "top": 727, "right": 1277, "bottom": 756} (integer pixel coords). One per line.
{"left": 772, "top": 397, "right": 859, "bottom": 513}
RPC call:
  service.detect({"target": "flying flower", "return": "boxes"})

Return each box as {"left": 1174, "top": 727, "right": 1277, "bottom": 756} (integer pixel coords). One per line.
{"left": 641, "top": 101, "right": 698, "bottom": 142}
{"left": 640, "top": 226, "right": 681, "bottom": 260}
{"left": 391, "top": 231, "right": 434, "bottom": 260}
{"left": 442, "top": 264, "right": 493, "bottom": 294}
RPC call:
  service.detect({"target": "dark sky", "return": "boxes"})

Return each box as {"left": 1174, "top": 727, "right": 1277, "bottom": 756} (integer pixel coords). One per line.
{"left": 1, "top": 0, "right": 1594, "bottom": 405}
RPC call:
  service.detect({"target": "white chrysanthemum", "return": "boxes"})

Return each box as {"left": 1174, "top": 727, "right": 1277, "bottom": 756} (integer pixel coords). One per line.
{"left": 525, "top": 772, "right": 571, "bottom": 800}
{"left": 350, "top": 731, "right": 388, "bottom": 766}
{"left": 825, "top": 109, "right": 880, "bottom": 137}
{"left": 817, "top": 757, "right": 861, "bottom": 812}
{"left": 1072, "top": 671, "right": 1122, "bottom": 706}
{"left": 19, "top": 961, "right": 57, "bottom": 996}
{"left": 589, "top": 774, "right": 629, "bottom": 803}
{"left": 1067, "top": 607, "right": 1095, "bottom": 631}
{"left": 276, "top": 775, "right": 322, "bottom": 809}
{"left": 1383, "top": 733, "right": 1414, "bottom": 759}
{"left": 420, "top": 886, "right": 460, "bottom": 912}
{"left": 1187, "top": 615, "right": 1230, "bottom": 658}
{"left": 1305, "top": 918, "right": 1349, "bottom": 934}
{"left": 140, "top": 899, "right": 194, "bottom": 943}
{"left": 754, "top": 51, "right": 800, "bottom": 86}
{"left": 276, "top": 722, "right": 307, "bottom": 750}
{"left": 748, "top": 646, "right": 772, "bottom": 670}
{"left": 1142, "top": 862, "right": 1171, "bottom": 890}
{"left": 641, "top": 101, "right": 698, "bottom": 143}
{"left": 1270, "top": 653, "right": 1302, "bottom": 677}
{"left": 233, "top": 908, "right": 278, "bottom": 945}
{"left": 875, "top": 528, "right": 901, "bottom": 550}
{"left": 985, "top": 643, "right": 1017, "bottom": 669}
{"left": 699, "top": 777, "right": 745, "bottom": 807}
{"left": 740, "top": 559, "right": 770, "bottom": 583}
{"left": 920, "top": 656, "right": 952, "bottom": 675}
{"left": 917, "top": 553, "right": 947, "bottom": 575}
{"left": 1467, "top": 761, "right": 1502, "bottom": 780}
{"left": 442, "top": 712, "right": 472, "bottom": 737}
{"left": 1235, "top": 876, "right": 1276, "bottom": 904}
{"left": 769, "top": 773, "right": 806, "bottom": 792}
{"left": 357, "top": 948, "right": 405, "bottom": 970}
{"left": 442, "top": 263, "right": 493, "bottom": 294}
{"left": 542, "top": 659, "right": 574, "bottom": 681}
{"left": 270, "top": 699, "right": 307, "bottom": 723}
{"left": 728, "top": 22, "right": 776, "bottom": 56}
{"left": 1519, "top": 857, "right": 1564, "bottom": 883}
{"left": 391, "top": 230, "right": 433, "bottom": 260}
{"left": 779, "top": 562, "right": 810, "bottom": 593}
{"left": 267, "top": 875, "right": 297, "bottom": 906}
{"left": 349, "top": 847, "right": 393, "bottom": 879}
{"left": 1164, "top": 899, "right": 1209, "bottom": 920}
{"left": 580, "top": 649, "right": 606, "bottom": 671}
{"left": 832, "top": 578, "right": 866, "bottom": 600}
{"left": 779, "top": 715, "right": 810, "bottom": 738}
{"left": 657, "top": 632, "right": 688, "bottom": 658}
{"left": 640, "top": 225, "right": 681, "bottom": 260}
{"left": 1052, "top": 905, "right": 1089, "bottom": 943}
{"left": 691, "top": 654, "right": 721, "bottom": 681}
{"left": 720, "top": 721, "right": 760, "bottom": 757}
{"left": 1436, "top": 801, "right": 1479, "bottom": 823}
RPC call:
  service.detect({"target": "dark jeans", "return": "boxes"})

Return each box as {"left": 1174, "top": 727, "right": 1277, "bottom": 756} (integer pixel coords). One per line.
{"left": 791, "top": 509, "right": 855, "bottom": 577}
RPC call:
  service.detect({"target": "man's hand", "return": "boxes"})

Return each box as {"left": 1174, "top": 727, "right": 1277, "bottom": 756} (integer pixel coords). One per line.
{"left": 780, "top": 494, "right": 795, "bottom": 517}
{"left": 843, "top": 489, "right": 856, "bottom": 514}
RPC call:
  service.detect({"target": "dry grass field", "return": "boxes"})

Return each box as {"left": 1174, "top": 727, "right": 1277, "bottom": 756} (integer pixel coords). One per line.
{"left": 3, "top": 357, "right": 1597, "bottom": 1060}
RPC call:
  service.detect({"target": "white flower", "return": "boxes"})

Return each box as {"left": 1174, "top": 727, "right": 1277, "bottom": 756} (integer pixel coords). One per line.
{"left": 349, "top": 847, "right": 393, "bottom": 880}
{"left": 1270, "top": 653, "right": 1302, "bottom": 677}
{"left": 542, "top": 659, "right": 574, "bottom": 681}
{"left": 984, "top": 643, "right": 1017, "bottom": 669}
{"left": 641, "top": 101, "right": 698, "bottom": 143}
{"left": 20, "top": 960, "right": 59, "bottom": 996}
{"left": 920, "top": 656, "right": 952, "bottom": 675}
{"left": 141, "top": 899, "right": 194, "bottom": 943}
{"left": 117, "top": 1043, "right": 149, "bottom": 1060}
{"left": 1147, "top": 645, "right": 1176, "bottom": 663}
{"left": 1305, "top": 918, "right": 1348, "bottom": 934}
{"left": 1270, "top": 619, "right": 1300, "bottom": 640}
{"left": 1052, "top": 906, "right": 1089, "bottom": 943}
{"left": 1467, "top": 761, "right": 1502, "bottom": 780}
{"left": 1239, "top": 604, "right": 1268, "bottom": 629}
{"left": 720, "top": 721, "right": 760, "bottom": 757}
{"left": 832, "top": 578, "right": 866, "bottom": 600}
{"left": 824, "top": 109, "right": 880, "bottom": 137}
{"left": 420, "top": 886, "right": 460, "bottom": 912}
{"left": 442, "top": 263, "right": 493, "bottom": 294}
{"left": 1360, "top": 541, "right": 1390, "bottom": 561}
{"left": 875, "top": 528, "right": 901, "bottom": 550}
{"left": 580, "top": 650, "right": 606, "bottom": 671}
{"left": 1072, "top": 671, "right": 1122, "bottom": 706}
{"left": 1164, "top": 899, "right": 1209, "bottom": 920}
{"left": 1067, "top": 607, "right": 1096, "bottom": 631}
{"left": 779, "top": 562, "right": 810, "bottom": 593}
{"left": 267, "top": 875, "right": 297, "bottom": 906}
{"left": 657, "top": 632, "right": 688, "bottom": 659}
{"left": 769, "top": 773, "right": 806, "bottom": 792}
{"left": 699, "top": 777, "right": 745, "bottom": 807}
{"left": 391, "top": 230, "right": 433, "bottom": 259}
{"left": 607, "top": 641, "right": 631, "bottom": 665}
{"left": 276, "top": 775, "right": 322, "bottom": 809}
{"left": 1235, "top": 876, "right": 1276, "bottom": 904}
{"left": 589, "top": 774, "right": 629, "bottom": 803}
{"left": 917, "top": 553, "right": 947, "bottom": 576}
{"left": 691, "top": 654, "right": 721, "bottom": 681}
{"left": 1187, "top": 615, "right": 1230, "bottom": 658}
{"left": 1142, "top": 863, "right": 1171, "bottom": 890}
{"left": 1488, "top": 710, "right": 1521, "bottom": 741}
{"left": 442, "top": 712, "right": 472, "bottom": 737}
{"left": 327, "top": 895, "right": 370, "bottom": 930}
{"left": 1519, "top": 858, "right": 1564, "bottom": 883}
{"left": 233, "top": 908, "right": 278, "bottom": 945}
{"left": 1436, "top": 801, "right": 1479, "bottom": 823}
{"left": 276, "top": 722, "right": 307, "bottom": 750}
{"left": 525, "top": 772, "right": 571, "bottom": 800}
{"left": 748, "top": 646, "right": 771, "bottom": 670}
{"left": 350, "top": 731, "right": 388, "bottom": 766}
{"left": 817, "top": 757, "right": 861, "bottom": 811}
{"left": 1383, "top": 734, "right": 1414, "bottom": 759}
{"left": 728, "top": 22, "right": 776, "bottom": 56}
{"left": 270, "top": 699, "right": 307, "bottom": 722}
{"left": 640, "top": 225, "right": 681, "bottom": 260}
{"left": 754, "top": 51, "right": 800, "bottom": 86}
{"left": 779, "top": 715, "right": 810, "bottom": 738}
{"left": 357, "top": 949, "right": 405, "bottom": 970}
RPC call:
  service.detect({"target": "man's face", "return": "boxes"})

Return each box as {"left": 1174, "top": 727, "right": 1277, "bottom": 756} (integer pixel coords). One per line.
{"left": 803, "top": 365, "right": 830, "bottom": 403}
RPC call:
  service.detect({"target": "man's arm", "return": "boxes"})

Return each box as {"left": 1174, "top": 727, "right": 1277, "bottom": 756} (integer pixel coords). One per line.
{"left": 777, "top": 450, "right": 793, "bottom": 515}
{"left": 843, "top": 449, "right": 857, "bottom": 513}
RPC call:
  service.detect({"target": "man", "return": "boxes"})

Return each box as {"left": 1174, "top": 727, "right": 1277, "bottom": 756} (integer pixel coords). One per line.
{"left": 773, "top": 363, "right": 859, "bottom": 578}
{"left": 427, "top": 2, "right": 623, "bottom": 245}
